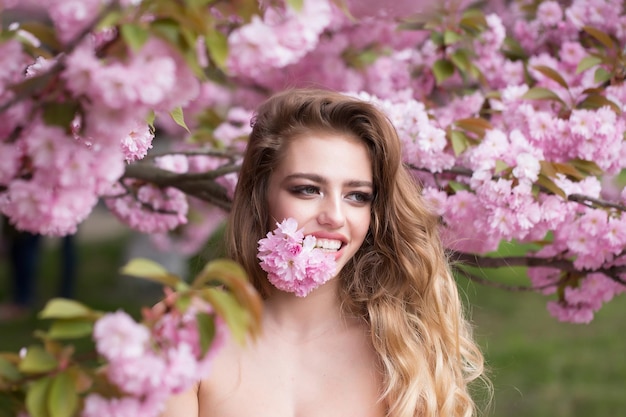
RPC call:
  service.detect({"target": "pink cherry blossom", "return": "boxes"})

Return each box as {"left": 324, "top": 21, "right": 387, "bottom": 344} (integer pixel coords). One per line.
{"left": 258, "top": 218, "right": 337, "bottom": 297}
{"left": 106, "top": 352, "right": 167, "bottom": 396}
{"left": 94, "top": 311, "right": 150, "bottom": 361}
{"left": 227, "top": 0, "right": 332, "bottom": 80}
{"left": 82, "top": 393, "right": 163, "bottom": 417}
{"left": 121, "top": 123, "right": 154, "bottom": 162}
{"left": 48, "top": 0, "right": 104, "bottom": 44}
{"left": 536, "top": 1, "right": 563, "bottom": 27}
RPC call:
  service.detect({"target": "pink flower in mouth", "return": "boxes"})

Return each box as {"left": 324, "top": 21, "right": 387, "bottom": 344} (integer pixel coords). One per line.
{"left": 257, "top": 218, "right": 337, "bottom": 297}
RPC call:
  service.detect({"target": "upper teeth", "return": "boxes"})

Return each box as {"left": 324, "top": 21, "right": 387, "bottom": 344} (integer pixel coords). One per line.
{"left": 314, "top": 238, "right": 342, "bottom": 251}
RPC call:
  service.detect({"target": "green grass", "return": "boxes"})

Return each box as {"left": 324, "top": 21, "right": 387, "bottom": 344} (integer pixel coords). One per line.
{"left": 457, "top": 240, "right": 626, "bottom": 417}
{"left": 460, "top": 277, "right": 626, "bottom": 417}
{"left": 1, "top": 236, "right": 625, "bottom": 417}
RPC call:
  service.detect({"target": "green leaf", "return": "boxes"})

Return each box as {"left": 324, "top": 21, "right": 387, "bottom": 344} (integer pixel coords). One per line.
{"left": 196, "top": 312, "right": 216, "bottom": 357}
{"left": 26, "top": 376, "right": 52, "bottom": 417}
{"left": 65, "top": 366, "right": 93, "bottom": 393}
{"left": 48, "top": 372, "right": 78, "bottom": 417}
{"left": 170, "top": 107, "right": 190, "bottom": 133}
{"left": 494, "top": 160, "right": 509, "bottom": 175}
{"left": 430, "top": 32, "right": 444, "bottom": 47}
{"left": 285, "top": 0, "right": 304, "bottom": 11}
{"left": 150, "top": 18, "right": 180, "bottom": 46}
{"left": 502, "top": 36, "right": 528, "bottom": 60}
{"left": 448, "top": 181, "right": 469, "bottom": 192}
{"left": 459, "top": 9, "right": 487, "bottom": 33}
{"left": 576, "top": 55, "right": 603, "bottom": 74}
{"left": 0, "top": 356, "right": 21, "bottom": 382}
{"left": 39, "top": 298, "right": 93, "bottom": 320}
{"left": 539, "top": 160, "right": 558, "bottom": 178}
{"left": 582, "top": 26, "right": 616, "bottom": 50}
{"left": 47, "top": 319, "right": 93, "bottom": 340}
{"left": 146, "top": 109, "right": 156, "bottom": 127}
{"left": 594, "top": 67, "right": 611, "bottom": 84}
{"left": 432, "top": 59, "right": 455, "bottom": 84}
{"left": 540, "top": 160, "right": 592, "bottom": 183}
{"left": 443, "top": 30, "right": 462, "bottom": 45}
{"left": 19, "top": 346, "right": 58, "bottom": 374}
{"left": 192, "top": 258, "right": 248, "bottom": 289}
{"left": 578, "top": 93, "right": 621, "bottom": 114}
{"left": 450, "top": 49, "right": 471, "bottom": 73}
{"left": 536, "top": 174, "right": 566, "bottom": 199}
{"left": 175, "top": 292, "right": 192, "bottom": 312}
{"left": 220, "top": 0, "right": 262, "bottom": 22}
{"left": 201, "top": 288, "right": 249, "bottom": 344}
{"left": 570, "top": 159, "right": 604, "bottom": 176}
{"left": 8, "top": 72, "right": 52, "bottom": 96}
{"left": 120, "top": 23, "right": 149, "bottom": 52}
{"left": 97, "top": 9, "right": 123, "bottom": 30}
{"left": 205, "top": 28, "right": 228, "bottom": 71}
{"left": 41, "top": 102, "right": 79, "bottom": 130}
{"left": 449, "top": 130, "right": 469, "bottom": 156}
{"left": 193, "top": 259, "right": 262, "bottom": 340}
{"left": 521, "top": 87, "right": 565, "bottom": 104}
{"left": 455, "top": 117, "right": 493, "bottom": 137}
{"left": 186, "top": 0, "right": 215, "bottom": 8}
{"left": 532, "top": 65, "right": 569, "bottom": 89}
{"left": 19, "top": 22, "right": 61, "bottom": 52}
{"left": 120, "top": 258, "right": 182, "bottom": 288}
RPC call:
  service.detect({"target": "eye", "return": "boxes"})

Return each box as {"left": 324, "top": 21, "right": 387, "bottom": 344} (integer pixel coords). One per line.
{"left": 290, "top": 184, "right": 320, "bottom": 196}
{"left": 346, "top": 191, "right": 374, "bottom": 204}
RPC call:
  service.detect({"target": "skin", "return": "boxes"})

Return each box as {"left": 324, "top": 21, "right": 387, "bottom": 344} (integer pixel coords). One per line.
{"left": 162, "top": 133, "right": 385, "bottom": 417}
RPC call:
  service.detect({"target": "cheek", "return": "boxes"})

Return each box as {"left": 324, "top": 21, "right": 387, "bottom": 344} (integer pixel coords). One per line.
{"left": 353, "top": 210, "right": 372, "bottom": 244}
{"left": 268, "top": 195, "right": 305, "bottom": 226}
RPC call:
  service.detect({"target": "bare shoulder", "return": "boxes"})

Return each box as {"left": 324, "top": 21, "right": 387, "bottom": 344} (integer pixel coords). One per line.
{"left": 198, "top": 317, "right": 385, "bottom": 417}
{"left": 160, "top": 382, "right": 199, "bottom": 417}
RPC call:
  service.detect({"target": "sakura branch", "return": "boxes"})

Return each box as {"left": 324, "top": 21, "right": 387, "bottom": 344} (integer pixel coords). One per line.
{"left": 451, "top": 251, "right": 626, "bottom": 287}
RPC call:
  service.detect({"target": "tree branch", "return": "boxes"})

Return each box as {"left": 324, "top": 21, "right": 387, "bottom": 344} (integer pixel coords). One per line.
{"left": 450, "top": 251, "right": 626, "bottom": 286}
{"left": 145, "top": 148, "right": 240, "bottom": 162}
{"left": 407, "top": 164, "right": 626, "bottom": 213}
{"left": 453, "top": 267, "right": 562, "bottom": 292}
{"left": 121, "top": 163, "right": 233, "bottom": 211}
{"left": 568, "top": 193, "right": 626, "bottom": 212}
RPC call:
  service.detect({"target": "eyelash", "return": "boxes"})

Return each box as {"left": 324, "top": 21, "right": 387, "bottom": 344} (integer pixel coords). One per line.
{"left": 290, "top": 185, "right": 320, "bottom": 196}
{"left": 289, "top": 185, "right": 373, "bottom": 204}
{"left": 347, "top": 191, "right": 374, "bottom": 204}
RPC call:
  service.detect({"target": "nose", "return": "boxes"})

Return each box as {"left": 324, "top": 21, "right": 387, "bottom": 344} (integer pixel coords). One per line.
{"left": 317, "top": 195, "right": 345, "bottom": 228}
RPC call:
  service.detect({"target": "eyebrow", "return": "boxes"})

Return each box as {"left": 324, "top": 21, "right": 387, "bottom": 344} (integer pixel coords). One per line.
{"left": 284, "top": 173, "right": 374, "bottom": 189}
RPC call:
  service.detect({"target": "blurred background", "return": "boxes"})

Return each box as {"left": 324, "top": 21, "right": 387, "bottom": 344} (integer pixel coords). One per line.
{"left": 1, "top": 208, "right": 625, "bottom": 417}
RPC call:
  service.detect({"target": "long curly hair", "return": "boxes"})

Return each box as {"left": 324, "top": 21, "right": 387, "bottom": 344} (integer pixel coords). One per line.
{"left": 226, "top": 88, "right": 489, "bottom": 417}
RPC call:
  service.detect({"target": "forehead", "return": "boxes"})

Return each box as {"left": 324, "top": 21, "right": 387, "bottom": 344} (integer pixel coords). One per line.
{"left": 275, "top": 133, "right": 373, "bottom": 181}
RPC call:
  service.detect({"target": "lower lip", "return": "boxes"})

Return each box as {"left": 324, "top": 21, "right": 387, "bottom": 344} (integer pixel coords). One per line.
{"left": 333, "top": 246, "right": 345, "bottom": 261}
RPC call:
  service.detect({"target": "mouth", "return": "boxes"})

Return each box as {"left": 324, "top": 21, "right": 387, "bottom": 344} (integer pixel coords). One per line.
{"left": 313, "top": 238, "right": 344, "bottom": 253}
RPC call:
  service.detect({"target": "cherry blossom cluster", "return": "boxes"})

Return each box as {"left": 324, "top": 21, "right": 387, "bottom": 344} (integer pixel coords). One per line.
{"left": 85, "top": 296, "right": 228, "bottom": 417}
{"left": 226, "top": 0, "right": 333, "bottom": 81}
{"left": 258, "top": 218, "right": 337, "bottom": 297}
{"left": 0, "top": 3, "right": 199, "bottom": 235}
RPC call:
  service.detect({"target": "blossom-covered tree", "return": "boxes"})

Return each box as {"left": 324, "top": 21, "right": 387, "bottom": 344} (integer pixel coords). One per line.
{"left": 2, "top": 0, "right": 625, "bottom": 320}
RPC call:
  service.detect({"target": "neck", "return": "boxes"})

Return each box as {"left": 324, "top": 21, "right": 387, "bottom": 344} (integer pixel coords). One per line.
{"left": 263, "top": 278, "right": 345, "bottom": 337}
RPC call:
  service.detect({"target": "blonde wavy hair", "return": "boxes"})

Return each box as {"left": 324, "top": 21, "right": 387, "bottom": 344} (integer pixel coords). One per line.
{"left": 226, "top": 88, "right": 489, "bottom": 417}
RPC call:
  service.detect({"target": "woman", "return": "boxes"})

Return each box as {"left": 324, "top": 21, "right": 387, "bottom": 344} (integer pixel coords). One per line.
{"left": 163, "top": 88, "right": 488, "bottom": 416}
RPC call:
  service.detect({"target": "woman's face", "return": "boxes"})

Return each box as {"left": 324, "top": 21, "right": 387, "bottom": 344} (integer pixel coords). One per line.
{"left": 267, "top": 132, "right": 373, "bottom": 274}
